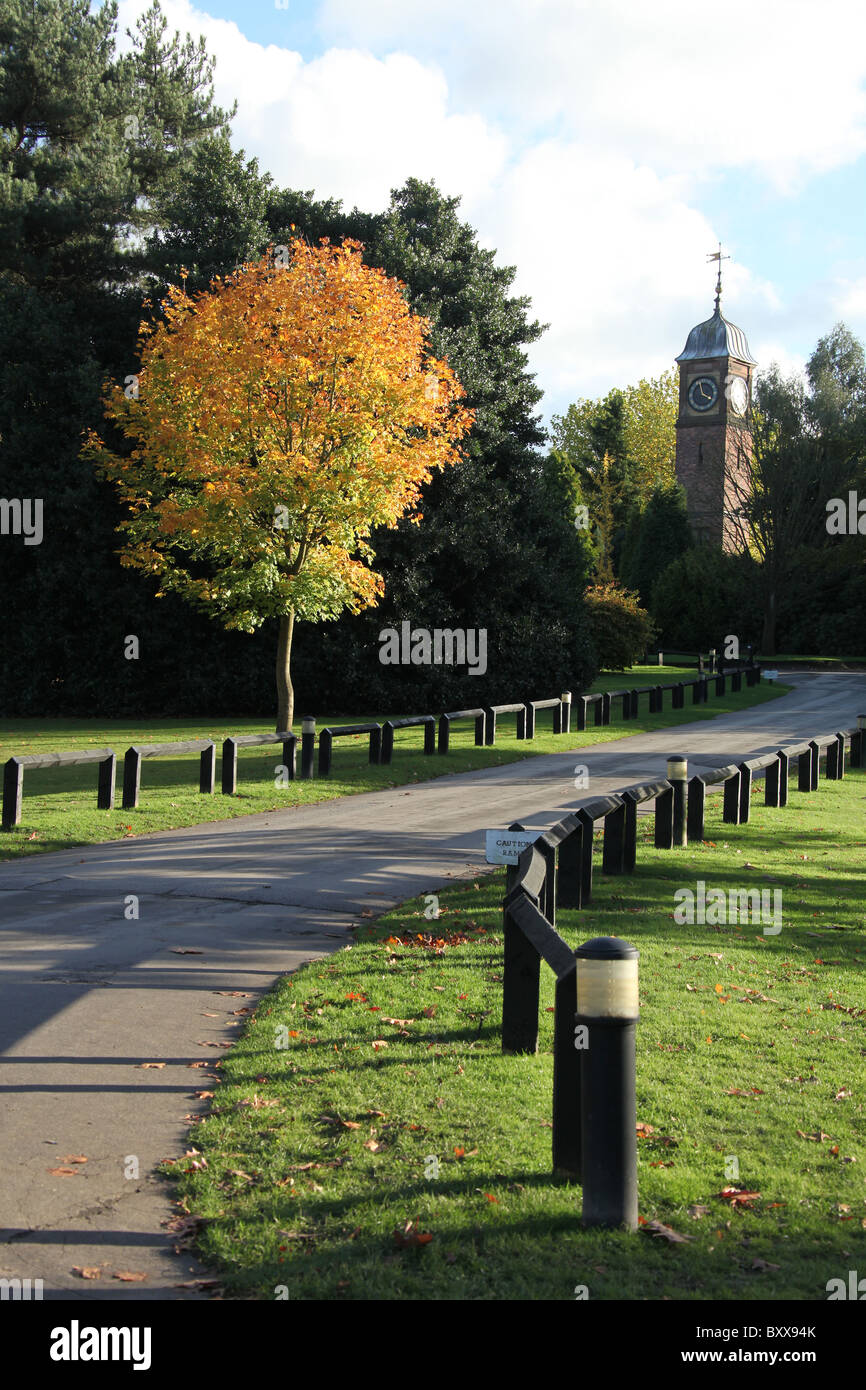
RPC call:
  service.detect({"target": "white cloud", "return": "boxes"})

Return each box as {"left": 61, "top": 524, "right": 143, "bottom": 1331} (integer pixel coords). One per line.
{"left": 319, "top": 0, "right": 866, "bottom": 191}
{"left": 112, "top": 0, "right": 836, "bottom": 421}
{"left": 116, "top": 0, "right": 507, "bottom": 211}
{"left": 833, "top": 276, "right": 866, "bottom": 320}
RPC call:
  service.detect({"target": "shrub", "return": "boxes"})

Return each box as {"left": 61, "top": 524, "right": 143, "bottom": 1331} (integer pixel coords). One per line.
{"left": 584, "top": 583, "right": 656, "bottom": 670}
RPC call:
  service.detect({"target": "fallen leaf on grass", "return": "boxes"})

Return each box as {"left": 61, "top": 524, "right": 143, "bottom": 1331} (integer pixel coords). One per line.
{"left": 236, "top": 1094, "right": 280, "bottom": 1110}
{"left": 687, "top": 1204, "right": 710, "bottom": 1218}
{"left": 796, "top": 1129, "right": 832, "bottom": 1142}
{"left": 641, "top": 1220, "right": 693, "bottom": 1244}
{"left": 716, "top": 1187, "right": 761, "bottom": 1207}
{"left": 636, "top": 1121, "right": 656, "bottom": 1137}
{"left": 371, "top": 1040, "right": 389, "bottom": 1050}
{"left": 363, "top": 1139, "right": 381, "bottom": 1152}
{"left": 113, "top": 1271, "right": 147, "bottom": 1282}
{"left": 751, "top": 1258, "right": 780, "bottom": 1272}
{"left": 393, "top": 1220, "right": 433, "bottom": 1248}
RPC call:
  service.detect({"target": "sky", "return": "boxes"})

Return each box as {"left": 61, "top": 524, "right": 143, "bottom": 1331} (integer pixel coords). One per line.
{"left": 112, "top": 0, "right": 866, "bottom": 428}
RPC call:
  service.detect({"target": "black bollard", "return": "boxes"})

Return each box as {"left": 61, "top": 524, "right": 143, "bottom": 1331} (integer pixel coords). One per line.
{"left": 301, "top": 716, "right": 316, "bottom": 780}
{"left": 576, "top": 937, "right": 639, "bottom": 1231}
{"left": 667, "top": 754, "right": 688, "bottom": 846}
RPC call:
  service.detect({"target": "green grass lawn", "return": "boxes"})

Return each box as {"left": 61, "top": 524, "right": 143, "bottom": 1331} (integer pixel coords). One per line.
{"left": 161, "top": 763, "right": 865, "bottom": 1301}
{"left": 0, "top": 667, "right": 788, "bottom": 860}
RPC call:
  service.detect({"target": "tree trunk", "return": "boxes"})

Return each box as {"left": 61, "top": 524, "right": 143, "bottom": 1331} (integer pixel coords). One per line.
{"left": 761, "top": 581, "right": 776, "bottom": 656}
{"left": 276, "top": 611, "right": 295, "bottom": 731}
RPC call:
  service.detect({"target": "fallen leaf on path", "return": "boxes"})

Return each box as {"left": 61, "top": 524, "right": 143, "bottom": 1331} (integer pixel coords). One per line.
{"left": 113, "top": 1271, "right": 147, "bottom": 1282}
{"left": 139, "top": 1062, "right": 165, "bottom": 1069}
{"left": 72, "top": 1267, "right": 103, "bottom": 1279}
{"left": 48, "top": 1167, "right": 81, "bottom": 1177}
{"left": 58, "top": 1154, "right": 87, "bottom": 1164}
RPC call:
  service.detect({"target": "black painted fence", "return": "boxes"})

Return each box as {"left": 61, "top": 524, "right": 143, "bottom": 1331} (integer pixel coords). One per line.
{"left": 0, "top": 660, "right": 768, "bottom": 827}
{"left": 498, "top": 719, "right": 863, "bottom": 1179}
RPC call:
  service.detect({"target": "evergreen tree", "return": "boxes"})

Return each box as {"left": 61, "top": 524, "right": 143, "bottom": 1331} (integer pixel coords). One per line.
{"left": 0, "top": 0, "right": 243, "bottom": 716}
{"left": 619, "top": 480, "right": 693, "bottom": 605}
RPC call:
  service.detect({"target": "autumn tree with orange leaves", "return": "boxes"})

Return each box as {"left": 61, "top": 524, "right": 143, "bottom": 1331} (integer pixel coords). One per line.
{"left": 84, "top": 239, "right": 474, "bottom": 729}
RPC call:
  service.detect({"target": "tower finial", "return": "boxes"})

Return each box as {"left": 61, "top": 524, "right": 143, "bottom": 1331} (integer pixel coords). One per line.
{"left": 707, "top": 242, "right": 730, "bottom": 312}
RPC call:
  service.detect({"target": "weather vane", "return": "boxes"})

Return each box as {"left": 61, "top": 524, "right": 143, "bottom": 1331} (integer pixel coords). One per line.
{"left": 707, "top": 243, "right": 730, "bottom": 312}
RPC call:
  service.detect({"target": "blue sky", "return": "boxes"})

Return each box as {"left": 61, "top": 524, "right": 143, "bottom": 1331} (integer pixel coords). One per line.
{"left": 113, "top": 0, "right": 866, "bottom": 427}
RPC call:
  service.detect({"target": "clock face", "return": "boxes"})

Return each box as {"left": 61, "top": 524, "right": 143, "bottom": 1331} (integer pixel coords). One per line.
{"left": 728, "top": 376, "right": 749, "bottom": 414}
{"left": 688, "top": 376, "right": 719, "bottom": 411}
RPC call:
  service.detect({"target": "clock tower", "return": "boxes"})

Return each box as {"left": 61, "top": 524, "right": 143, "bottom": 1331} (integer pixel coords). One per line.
{"left": 675, "top": 249, "right": 756, "bottom": 550}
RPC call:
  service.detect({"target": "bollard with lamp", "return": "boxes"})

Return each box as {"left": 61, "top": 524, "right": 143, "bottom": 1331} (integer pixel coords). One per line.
{"left": 575, "top": 937, "right": 639, "bottom": 1230}
{"left": 667, "top": 754, "right": 688, "bottom": 846}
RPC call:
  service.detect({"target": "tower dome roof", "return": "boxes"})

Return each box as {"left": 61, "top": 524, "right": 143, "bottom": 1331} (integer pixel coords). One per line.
{"left": 676, "top": 304, "right": 756, "bottom": 365}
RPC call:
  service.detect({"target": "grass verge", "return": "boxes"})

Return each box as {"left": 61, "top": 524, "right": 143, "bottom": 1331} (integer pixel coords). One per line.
{"left": 161, "top": 763, "right": 865, "bottom": 1300}
{"left": 0, "top": 668, "right": 788, "bottom": 860}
